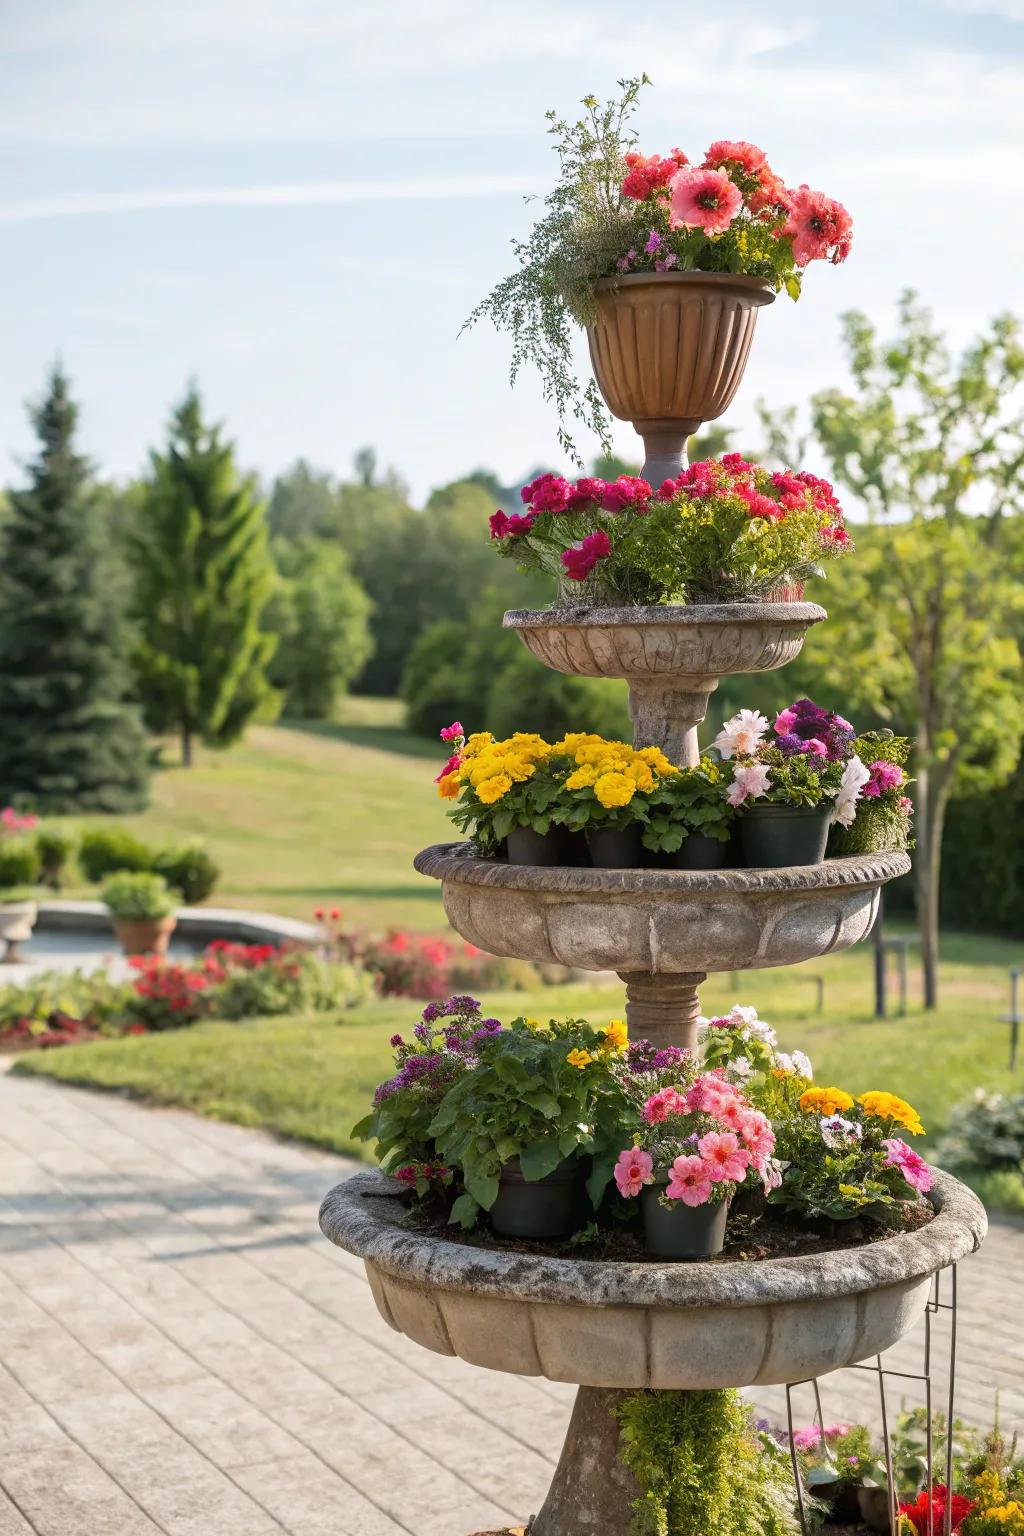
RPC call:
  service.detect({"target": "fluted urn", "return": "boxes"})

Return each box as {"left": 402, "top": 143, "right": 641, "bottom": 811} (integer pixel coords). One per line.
{"left": 586, "top": 271, "right": 776, "bottom": 482}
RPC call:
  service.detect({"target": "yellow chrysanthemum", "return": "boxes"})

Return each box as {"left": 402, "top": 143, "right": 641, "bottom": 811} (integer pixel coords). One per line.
{"left": 565, "top": 765, "right": 599, "bottom": 790}
{"left": 462, "top": 732, "right": 494, "bottom": 759}
{"left": 799, "top": 1086, "right": 855, "bottom": 1116}
{"left": 566, "top": 1048, "right": 593, "bottom": 1069}
{"left": 476, "top": 773, "right": 513, "bottom": 804}
{"left": 594, "top": 771, "right": 636, "bottom": 809}
{"left": 601, "top": 1019, "right": 629, "bottom": 1053}
{"left": 437, "top": 771, "right": 462, "bottom": 800}
{"left": 625, "top": 762, "right": 655, "bottom": 792}
{"left": 857, "top": 1092, "right": 924, "bottom": 1136}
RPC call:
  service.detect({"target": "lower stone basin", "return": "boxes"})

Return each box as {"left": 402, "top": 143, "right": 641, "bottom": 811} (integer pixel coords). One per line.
{"left": 414, "top": 842, "right": 910, "bottom": 975}
{"left": 320, "top": 1170, "right": 985, "bottom": 1392}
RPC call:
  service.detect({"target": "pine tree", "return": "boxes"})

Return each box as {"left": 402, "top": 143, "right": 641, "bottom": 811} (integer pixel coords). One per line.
{"left": 0, "top": 368, "right": 149, "bottom": 811}
{"left": 131, "top": 388, "right": 276, "bottom": 765}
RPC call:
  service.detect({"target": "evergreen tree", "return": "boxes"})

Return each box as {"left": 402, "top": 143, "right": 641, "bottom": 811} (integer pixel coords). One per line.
{"left": 0, "top": 368, "right": 149, "bottom": 812}
{"left": 131, "top": 388, "right": 277, "bottom": 765}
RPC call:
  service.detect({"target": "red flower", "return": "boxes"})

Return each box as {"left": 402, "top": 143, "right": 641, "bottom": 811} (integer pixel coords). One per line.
{"left": 782, "top": 186, "right": 853, "bottom": 266}
{"left": 329, "top": 907, "right": 341, "bottom": 920}
{"left": 703, "top": 139, "right": 767, "bottom": 178}
{"left": 898, "top": 1486, "right": 974, "bottom": 1535}
{"left": 561, "top": 529, "right": 612, "bottom": 581}
{"left": 621, "top": 148, "right": 688, "bottom": 201}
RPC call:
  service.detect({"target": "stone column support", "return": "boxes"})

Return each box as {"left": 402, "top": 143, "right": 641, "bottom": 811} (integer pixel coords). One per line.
{"left": 617, "top": 970, "right": 706, "bottom": 1053}
{"left": 627, "top": 677, "right": 716, "bottom": 768}
{"left": 529, "top": 1387, "right": 639, "bottom": 1536}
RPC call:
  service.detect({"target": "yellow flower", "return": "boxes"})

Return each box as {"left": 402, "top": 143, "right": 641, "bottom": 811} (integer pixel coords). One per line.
{"left": 799, "top": 1086, "right": 855, "bottom": 1116}
{"left": 523, "top": 1016, "right": 549, "bottom": 1032}
{"left": 476, "top": 773, "right": 513, "bottom": 804}
{"left": 462, "top": 732, "right": 494, "bottom": 759}
{"left": 565, "top": 765, "right": 599, "bottom": 790}
{"left": 566, "top": 1048, "right": 593, "bottom": 1069}
{"left": 857, "top": 1092, "right": 924, "bottom": 1136}
{"left": 594, "top": 771, "right": 636, "bottom": 809}
{"left": 601, "top": 1019, "right": 629, "bottom": 1053}
{"left": 625, "top": 762, "right": 655, "bottom": 792}
{"left": 437, "top": 771, "right": 462, "bottom": 800}
{"left": 636, "top": 746, "right": 679, "bottom": 777}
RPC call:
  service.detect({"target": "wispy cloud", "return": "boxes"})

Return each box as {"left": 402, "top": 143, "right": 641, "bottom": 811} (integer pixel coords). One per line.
{"left": 0, "top": 173, "right": 534, "bottom": 226}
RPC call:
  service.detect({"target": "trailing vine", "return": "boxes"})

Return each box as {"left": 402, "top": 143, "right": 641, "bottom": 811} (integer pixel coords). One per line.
{"left": 616, "top": 1388, "right": 804, "bottom": 1536}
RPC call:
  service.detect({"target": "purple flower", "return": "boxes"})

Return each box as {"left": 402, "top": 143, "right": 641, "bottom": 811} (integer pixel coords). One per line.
{"left": 420, "top": 1002, "right": 442, "bottom": 1023}
{"left": 626, "top": 1040, "right": 688, "bottom": 1073}
{"left": 644, "top": 229, "right": 663, "bottom": 254}
{"left": 389, "top": 1033, "right": 404, "bottom": 1048}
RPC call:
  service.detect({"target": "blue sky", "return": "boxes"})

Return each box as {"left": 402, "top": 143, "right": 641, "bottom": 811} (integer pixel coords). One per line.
{"left": 3, "top": 0, "right": 1023, "bottom": 503}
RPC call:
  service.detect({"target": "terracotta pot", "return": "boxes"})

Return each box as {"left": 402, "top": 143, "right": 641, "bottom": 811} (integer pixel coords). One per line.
{"left": 586, "top": 272, "right": 775, "bottom": 482}
{"left": 112, "top": 915, "right": 177, "bottom": 957}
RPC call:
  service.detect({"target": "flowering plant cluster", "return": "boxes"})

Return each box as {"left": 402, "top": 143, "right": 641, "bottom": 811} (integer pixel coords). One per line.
{"left": 489, "top": 456, "right": 851, "bottom": 607}
{"left": 713, "top": 698, "right": 862, "bottom": 814}
{"left": 828, "top": 731, "right": 914, "bottom": 857}
{"left": 641, "top": 756, "right": 733, "bottom": 852}
{"left": 436, "top": 724, "right": 680, "bottom": 845}
{"left": 612, "top": 1046, "right": 779, "bottom": 1210}
{"left": 466, "top": 80, "right": 852, "bottom": 460}
{"left": 127, "top": 939, "right": 367, "bottom": 1029}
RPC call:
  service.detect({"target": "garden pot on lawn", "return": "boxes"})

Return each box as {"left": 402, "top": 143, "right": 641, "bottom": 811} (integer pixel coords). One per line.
{"left": 490, "top": 1155, "right": 586, "bottom": 1240}
{"left": 0, "top": 900, "right": 37, "bottom": 964}
{"left": 739, "top": 804, "right": 832, "bottom": 869}
{"left": 113, "top": 915, "right": 178, "bottom": 958}
{"left": 587, "top": 826, "right": 644, "bottom": 869}
{"left": 673, "top": 833, "right": 728, "bottom": 871}
{"left": 586, "top": 271, "right": 775, "bottom": 482}
{"left": 641, "top": 1178, "right": 728, "bottom": 1260}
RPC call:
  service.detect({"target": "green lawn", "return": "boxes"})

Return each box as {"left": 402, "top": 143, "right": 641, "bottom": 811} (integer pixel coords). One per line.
{"left": 16, "top": 930, "right": 1023, "bottom": 1162}
{"left": 58, "top": 698, "right": 451, "bottom": 931}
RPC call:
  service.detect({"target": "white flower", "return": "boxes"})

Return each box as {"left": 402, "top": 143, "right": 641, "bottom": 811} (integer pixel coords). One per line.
{"left": 731, "top": 1005, "right": 777, "bottom": 1047}
{"left": 728, "top": 1055, "right": 753, "bottom": 1080}
{"left": 791, "top": 1049, "right": 813, "bottom": 1079}
{"left": 820, "top": 1114, "right": 862, "bottom": 1149}
{"left": 761, "top": 1158, "right": 784, "bottom": 1193}
{"left": 714, "top": 709, "right": 770, "bottom": 761}
{"left": 727, "top": 761, "right": 772, "bottom": 808}
{"left": 831, "top": 755, "right": 871, "bottom": 826}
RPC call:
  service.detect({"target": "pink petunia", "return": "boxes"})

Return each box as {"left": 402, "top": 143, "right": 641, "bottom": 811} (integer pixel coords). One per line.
{"left": 782, "top": 185, "right": 853, "bottom": 266}
{"left": 643, "top": 1086, "right": 690, "bottom": 1124}
{"left": 665, "top": 1154, "right": 714, "bottom": 1207}
{"left": 727, "top": 762, "right": 772, "bottom": 808}
{"left": 703, "top": 140, "right": 767, "bottom": 178}
{"left": 613, "top": 1147, "right": 655, "bottom": 1198}
{"left": 697, "top": 1131, "right": 750, "bottom": 1184}
{"left": 669, "top": 166, "right": 742, "bottom": 235}
{"left": 882, "top": 1138, "right": 934, "bottom": 1194}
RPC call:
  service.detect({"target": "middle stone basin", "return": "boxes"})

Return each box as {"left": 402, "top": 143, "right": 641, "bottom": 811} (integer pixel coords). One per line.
{"left": 413, "top": 842, "right": 910, "bottom": 974}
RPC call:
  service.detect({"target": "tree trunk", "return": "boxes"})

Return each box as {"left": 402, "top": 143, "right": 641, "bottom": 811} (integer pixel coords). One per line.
{"left": 914, "top": 762, "right": 952, "bottom": 1011}
{"left": 181, "top": 726, "right": 193, "bottom": 768}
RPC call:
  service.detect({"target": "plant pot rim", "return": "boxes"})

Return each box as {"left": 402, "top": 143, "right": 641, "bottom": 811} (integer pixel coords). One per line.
{"left": 592, "top": 271, "right": 777, "bottom": 304}
{"left": 505, "top": 602, "right": 827, "bottom": 631}
{"left": 111, "top": 913, "right": 178, "bottom": 928}
{"left": 322, "top": 1168, "right": 984, "bottom": 1311}
{"left": 743, "top": 802, "right": 833, "bottom": 818}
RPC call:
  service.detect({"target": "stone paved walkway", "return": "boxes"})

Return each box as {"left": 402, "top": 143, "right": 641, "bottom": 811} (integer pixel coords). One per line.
{"left": 0, "top": 1069, "right": 1022, "bottom": 1536}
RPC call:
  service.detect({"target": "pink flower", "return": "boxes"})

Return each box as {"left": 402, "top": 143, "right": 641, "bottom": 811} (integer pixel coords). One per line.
{"left": 685, "top": 1072, "right": 735, "bottom": 1115}
{"left": 669, "top": 166, "right": 742, "bottom": 235}
{"left": 882, "top": 1138, "right": 934, "bottom": 1194}
{"left": 654, "top": 255, "right": 679, "bottom": 272}
{"left": 566, "top": 476, "right": 608, "bottom": 510}
{"left": 739, "top": 1111, "right": 776, "bottom": 1169}
{"left": 803, "top": 738, "right": 828, "bottom": 757}
{"left": 613, "top": 1147, "right": 655, "bottom": 1198}
{"left": 561, "top": 529, "right": 612, "bottom": 581}
{"left": 727, "top": 762, "right": 772, "bottom": 808}
{"left": 621, "top": 148, "right": 689, "bottom": 201}
{"left": 792, "top": 1426, "right": 823, "bottom": 1451}
{"left": 440, "top": 722, "right": 464, "bottom": 742}
{"left": 748, "top": 165, "right": 793, "bottom": 218}
{"left": 774, "top": 708, "right": 797, "bottom": 734}
{"left": 703, "top": 140, "right": 767, "bottom": 177}
{"left": 599, "top": 476, "right": 653, "bottom": 513}
{"left": 782, "top": 185, "right": 853, "bottom": 266}
{"left": 433, "top": 752, "right": 462, "bottom": 783}
{"left": 488, "top": 510, "right": 509, "bottom": 540}
{"left": 522, "top": 472, "right": 573, "bottom": 513}
{"left": 821, "top": 525, "right": 853, "bottom": 549}
{"left": 900, "top": 795, "right": 914, "bottom": 816}
{"left": 666, "top": 1154, "right": 714, "bottom": 1207}
{"left": 697, "top": 1131, "right": 750, "bottom": 1184}
{"left": 643, "top": 1086, "right": 689, "bottom": 1124}
{"left": 863, "top": 760, "right": 904, "bottom": 799}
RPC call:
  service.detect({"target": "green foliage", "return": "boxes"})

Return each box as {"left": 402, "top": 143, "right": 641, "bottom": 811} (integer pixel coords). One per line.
{"left": 642, "top": 759, "right": 733, "bottom": 852}
{"left": 265, "top": 538, "right": 374, "bottom": 718}
{"left": 486, "top": 651, "right": 631, "bottom": 743}
{"left": 152, "top": 842, "right": 220, "bottom": 905}
{"left": 428, "top": 1017, "right": 628, "bottom": 1225}
{"left": 0, "top": 967, "right": 131, "bottom": 1035}
{"left": 617, "top": 1388, "right": 802, "bottom": 1536}
{"left": 130, "top": 388, "right": 278, "bottom": 763}
{"left": 34, "top": 827, "right": 75, "bottom": 889}
{"left": 934, "top": 1089, "right": 1024, "bottom": 1180}
{"left": 939, "top": 768, "right": 1024, "bottom": 937}
{"left": 0, "top": 839, "right": 42, "bottom": 889}
{"left": 79, "top": 827, "right": 154, "bottom": 882}
{"left": 209, "top": 950, "right": 369, "bottom": 1021}
{"left": 102, "top": 871, "right": 175, "bottom": 920}
{"left": 0, "top": 368, "right": 149, "bottom": 812}
{"left": 829, "top": 733, "right": 913, "bottom": 857}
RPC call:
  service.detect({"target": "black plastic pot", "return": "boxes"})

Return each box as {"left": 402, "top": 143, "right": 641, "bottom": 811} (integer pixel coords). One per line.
{"left": 506, "top": 827, "right": 563, "bottom": 866}
{"left": 588, "top": 825, "right": 644, "bottom": 869}
{"left": 673, "top": 833, "right": 728, "bottom": 870}
{"left": 640, "top": 1180, "right": 728, "bottom": 1260}
{"left": 490, "top": 1155, "right": 586, "bottom": 1240}
{"left": 739, "top": 804, "right": 832, "bottom": 869}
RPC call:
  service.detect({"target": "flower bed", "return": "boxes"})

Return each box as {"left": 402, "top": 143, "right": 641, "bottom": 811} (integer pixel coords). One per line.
{"left": 489, "top": 457, "right": 851, "bottom": 607}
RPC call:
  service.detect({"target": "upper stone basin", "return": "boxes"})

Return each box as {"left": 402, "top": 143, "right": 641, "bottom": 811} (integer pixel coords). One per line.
{"left": 320, "top": 1170, "right": 985, "bottom": 1391}
{"left": 503, "top": 602, "right": 827, "bottom": 765}
{"left": 413, "top": 842, "right": 910, "bottom": 975}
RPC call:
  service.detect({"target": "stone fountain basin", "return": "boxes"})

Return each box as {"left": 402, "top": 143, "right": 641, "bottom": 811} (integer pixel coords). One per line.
{"left": 504, "top": 602, "right": 826, "bottom": 685}
{"left": 320, "top": 1171, "right": 985, "bottom": 1391}
{"left": 413, "top": 842, "right": 910, "bottom": 974}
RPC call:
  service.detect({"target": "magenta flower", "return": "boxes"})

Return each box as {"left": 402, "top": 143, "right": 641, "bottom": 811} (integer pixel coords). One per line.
{"left": 561, "top": 529, "right": 612, "bottom": 581}
{"left": 613, "top": 1147, "right": 655, "bottom": 1198}
{"left": 882, "top": 1137, "right": 934, "bottom": 1193}
{"left": 666, "top": 1154, "right": 714, "bottom": 1207}
{"left": 644, "top": 229, "right": 663, "bottom": 254}
{"left": 440, "top": 722, "right": 464, "bottom": 742}
{"left": 642, "top": 1085, "right": 689, "bottom": 1124}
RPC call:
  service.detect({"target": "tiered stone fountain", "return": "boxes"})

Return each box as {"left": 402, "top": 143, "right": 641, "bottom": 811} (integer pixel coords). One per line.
{"left": 320, "top": 270, "right": 986, "bottom": 1534}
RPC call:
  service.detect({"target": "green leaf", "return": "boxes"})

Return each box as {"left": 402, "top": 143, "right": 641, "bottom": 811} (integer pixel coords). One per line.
{"left": 586, "top": 1154, "right": 616, "bottom": 1208}
{"left": 518, "top": 1138, "right": 565, "bottom": 1181}
{"left": 464, "top": 1168, "right": 500, "bottom": 1210}
{"left": 449, "top": 1192, "right": 481, "bottom": 1230}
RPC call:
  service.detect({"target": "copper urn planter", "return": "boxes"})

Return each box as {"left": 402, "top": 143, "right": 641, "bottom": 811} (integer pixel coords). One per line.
{"left": 586, "top": 270, "right": 775, "bottom": 482}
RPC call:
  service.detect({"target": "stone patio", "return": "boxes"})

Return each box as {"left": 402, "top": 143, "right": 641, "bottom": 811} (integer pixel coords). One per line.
{"left": 0, "top": 1067, "right": 1021, "bottom": 1536}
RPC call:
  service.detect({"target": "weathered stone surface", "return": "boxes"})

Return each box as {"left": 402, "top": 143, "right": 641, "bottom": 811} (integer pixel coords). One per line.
{"left": 503, "top": 603, "right": 826, "bottom": 765}
{"left": 318, "top": 1171, "right": 986, "bottom": 1391}
{"left": 415, "top": 842, "right": 909, "bottom": 977}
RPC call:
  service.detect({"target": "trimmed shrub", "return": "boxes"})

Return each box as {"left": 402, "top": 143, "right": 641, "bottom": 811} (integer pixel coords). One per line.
{"left": 79, "top": 828, "right": 154, "bottom": 882}
{"left": 35, "top": 827, "right": 76, "bottom": 889}
{"left": 153, "top": 843, "right": 220, "bottom": 905}
{"left": 0, "top": 839, "right": 42, "bottom": 889}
